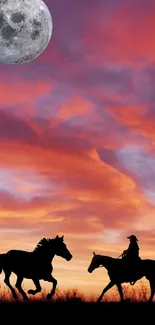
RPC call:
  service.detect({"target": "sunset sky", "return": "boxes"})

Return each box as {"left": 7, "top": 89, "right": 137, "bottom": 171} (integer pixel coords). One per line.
{"left": 0, "top": 0, "right": 155, "bottom": 297}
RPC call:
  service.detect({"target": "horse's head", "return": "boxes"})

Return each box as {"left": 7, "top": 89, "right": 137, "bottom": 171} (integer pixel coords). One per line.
{"left": 35, "top": 236, "right": 73, "bottom": 261}
{"left": 53, "top": 235, "right": 73, "bottom": 261}
{"left": 88, "top": 252, "right": 102, "bottom": 273}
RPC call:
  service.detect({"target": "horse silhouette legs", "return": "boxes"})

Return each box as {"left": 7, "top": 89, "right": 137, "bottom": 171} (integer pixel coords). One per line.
{"left": 97, "top": 281, "right": 114, "bottom": 302}
{"left": 45, "top": 274, "right": 57, "bottom": 300}
{"left": 148, "top": 280, "right": 155, "bottom": 302}
{"left": 15, "top": 276, "right": 28, "bottom": 300}
{"left": 4, "top": 271, "right": 18, "bottom": 300}
{"left": 116, "top": 283, "right": 124, "bottom": 301}
{"left": 28, "top": 278, "right": 42, "bottom": 295}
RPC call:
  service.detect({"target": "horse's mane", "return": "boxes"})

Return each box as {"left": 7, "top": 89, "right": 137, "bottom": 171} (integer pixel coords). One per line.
{"left": 94, "top": 255, "right": 121, "bottom": 267}
{"left": 34, "top": 238, "right": 53, "bottom": 252}
{"left": 97, "top": 254, "right": 116, "bottom": 261}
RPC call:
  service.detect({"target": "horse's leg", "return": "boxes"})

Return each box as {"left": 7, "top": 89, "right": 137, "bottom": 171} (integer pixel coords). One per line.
{"left": 4, "top": 271, "right": 18, "bottom": 300}
{"left": 28, "top": 278, "right": 42, "bottom": 295}
{"left": 116, "top": 283, "right": 124, "bottom": 302}
{"left": 148, "top": 280, "right": 155, "bottom": 302}
{"left": 44, "top": 274, "right": 57, "bottom": 300}
{"left": 15, "top": 276, "right": 28, "bottom": 301}
{"left": 97, "top": 281, "right": 114, "bottom": 302}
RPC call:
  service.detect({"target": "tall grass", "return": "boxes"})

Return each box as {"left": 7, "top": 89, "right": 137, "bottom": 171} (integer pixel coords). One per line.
{"left": 0, "top": 280, "right": 152, "bottom": 303}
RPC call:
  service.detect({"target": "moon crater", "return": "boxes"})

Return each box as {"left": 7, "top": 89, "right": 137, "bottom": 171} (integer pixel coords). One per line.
{"left": 11, "top": 13, "right": 25, "bottom": 23}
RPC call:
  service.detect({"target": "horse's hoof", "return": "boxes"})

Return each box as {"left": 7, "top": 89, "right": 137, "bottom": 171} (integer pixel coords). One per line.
{"left": 23, "top": 296, "right": 28, "bottom": 301}
{"left": 28, "top": 289, "right": 35, "bottom": 295}
{"left": 46, "top": 294, "right": 52, "bottom": 300}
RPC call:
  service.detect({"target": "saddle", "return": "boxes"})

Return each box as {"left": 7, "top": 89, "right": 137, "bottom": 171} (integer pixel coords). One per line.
{"left": 121, "top": 256, "right": 141, "bottom": 285}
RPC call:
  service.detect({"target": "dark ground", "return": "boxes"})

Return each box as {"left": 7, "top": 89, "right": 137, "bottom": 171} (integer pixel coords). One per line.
{"left": 0, "top": 300, "right": 154, "bottom": 324}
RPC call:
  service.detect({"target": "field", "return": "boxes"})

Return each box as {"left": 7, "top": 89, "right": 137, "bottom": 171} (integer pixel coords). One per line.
{"left": 0, "top": 282, "right": 154, "bottom": 323}
{"left": 0, "top": 300, "right": 154, "bottom": 323}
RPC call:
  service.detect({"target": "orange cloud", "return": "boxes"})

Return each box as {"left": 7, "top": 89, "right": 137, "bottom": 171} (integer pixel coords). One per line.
{"left": 0, "top": 124, "right": 153, "bottom": 235}
{"left": 0, "top": 80, "right": 53, "bottom": 111}
{"left": 57, "top": 96, "right": 94, "bottom": 120}
{"left": 108, "top": 105, "right": 155, "bottom": 142}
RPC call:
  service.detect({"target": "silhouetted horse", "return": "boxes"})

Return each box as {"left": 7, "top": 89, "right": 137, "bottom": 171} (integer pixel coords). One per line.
{"left": 0, "top": 235, "right": 72, "bottom": 300}
{"left": 88, "top": 252, "right": 155, "bottom": 302}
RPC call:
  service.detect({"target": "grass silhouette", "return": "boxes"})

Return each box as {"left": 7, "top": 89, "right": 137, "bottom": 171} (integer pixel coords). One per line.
{"left": 0, "top": 279, "right": 151, "bottom": 302}
{"left": 0, "top": 281, "right": 153, "bottom": 323}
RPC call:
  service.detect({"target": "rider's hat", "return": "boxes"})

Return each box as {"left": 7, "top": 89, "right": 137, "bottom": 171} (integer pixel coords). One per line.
{"left": 127, "top": 234, "right": 138, "bottom": 241}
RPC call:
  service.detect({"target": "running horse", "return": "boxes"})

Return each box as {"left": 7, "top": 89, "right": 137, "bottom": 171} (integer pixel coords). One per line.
{"left": 88, "top": 252, "right": 155, "bottom": 302}
{"left": 0, "top": 235, "right": 72, "bottom": 300}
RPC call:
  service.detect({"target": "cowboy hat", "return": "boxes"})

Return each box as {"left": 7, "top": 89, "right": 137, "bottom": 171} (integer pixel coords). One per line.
{"left": 127, "top": 234, "right": 138, "bottom": 241}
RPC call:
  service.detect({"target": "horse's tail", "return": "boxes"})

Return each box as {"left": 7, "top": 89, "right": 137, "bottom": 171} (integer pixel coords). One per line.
{"left": 0, "top": 254, "right": 5, "bottom": 274}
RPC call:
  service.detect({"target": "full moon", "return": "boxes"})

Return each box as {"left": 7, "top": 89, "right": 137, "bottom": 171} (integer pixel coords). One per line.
{"left": 0, "top": 0, "right": 53, "bottom": 64}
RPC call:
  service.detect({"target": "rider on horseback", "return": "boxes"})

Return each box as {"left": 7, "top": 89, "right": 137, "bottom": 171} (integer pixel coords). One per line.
{"left": 121, "top": 235, "right": 141, "bottom": 285}
{"left": 122, "top": 235, "right": 140, "bottom": 262}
